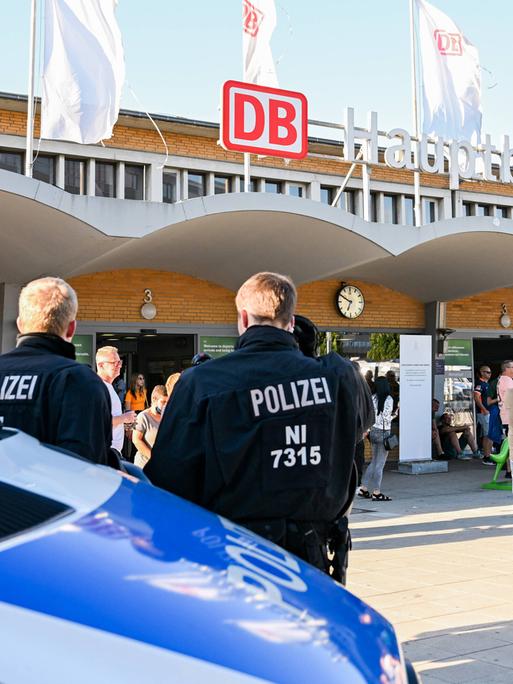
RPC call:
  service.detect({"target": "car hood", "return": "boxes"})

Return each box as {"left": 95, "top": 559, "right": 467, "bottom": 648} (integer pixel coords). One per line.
{"left": 0, "top": 432, "right": 403, "bottom": 683}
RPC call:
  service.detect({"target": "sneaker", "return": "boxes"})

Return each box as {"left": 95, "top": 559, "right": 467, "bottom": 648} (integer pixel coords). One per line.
{"left": 472, "top": 451, "right": 484, "bottom": 459}
{"left": 482, "top": 456, "right": 495, "bottom": 466}
{"left": 457, "top": 453, "right": 472, "bottom": 461}
{"left": 504, "top": 471, "right": 512, "bottom": 480}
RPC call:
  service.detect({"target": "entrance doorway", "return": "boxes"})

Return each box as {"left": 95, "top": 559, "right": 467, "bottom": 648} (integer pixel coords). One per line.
{"left": 96, "top": 332, "right": 194, "bottom": 396}
{"left": 473, "top": 337, "right": 513, "bottom": 380}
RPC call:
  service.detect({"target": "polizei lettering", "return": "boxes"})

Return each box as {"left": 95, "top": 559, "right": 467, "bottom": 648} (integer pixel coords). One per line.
{"left": 250, "top": 376, "right": 332, "bottom": 417}
{"left": 0, "top": 375, "right": 38, "bottom": 401}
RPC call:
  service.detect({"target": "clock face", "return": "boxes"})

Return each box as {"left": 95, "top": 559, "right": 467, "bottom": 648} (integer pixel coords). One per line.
{"left": 336, "top": 285, "right": 365, "bottom": 319}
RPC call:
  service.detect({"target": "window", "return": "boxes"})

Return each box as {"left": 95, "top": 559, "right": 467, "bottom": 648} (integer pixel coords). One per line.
{"left": 404, "top": 196, "right": 414, "bottom": 225}
{"left": 248, "top": 179, "right": 260, "bottom": 192}
{"left": 424, "top": 198, "right": 437, "bottom": 223}
{"left": 163, "top": 171, "right": 177, "bottom": 203}
{"left": 125, "top": 164, "right": 144, "bottom": 200}
{"left": 265, "top": 180, "right": 282, "bottom": 193}
{"left": 33, "top": 155, "right": 55, "bottom": 185}
{"left": 288, "top": 183, "right": 304, "bottom": 198}
{"left": 65, "top": 158, "right": 86, "bottom": 195}
{"left": 496, "top": 206, "right": 510, "bottom": 219}
{"left": 462, "top": 202, "right": 473, "bottom": 216}
{"left": 476, "top": 204, "right": 490, "bottom": 217}
{"left": 343, "top": 190, "right": 356, "bottom": 214}
{"left": 214, "top": 175, "right": 231, "bottom": 194}
{"left": 0, "top": 150, "right": 23, "bottom": 174}
{"left": 320, "top": 186, "right": 334, "bottom": 204}
{"left": 188, "top": 172, "right": 205, "bottom": 198}
{"left": 95, "top": 161, "right": 116, "bottom": 197}
{"left": 370, "top": 192, "right": 378, "bottom": 222}
{"left": 383, "top": 194, "right": 398, "bottom": 224}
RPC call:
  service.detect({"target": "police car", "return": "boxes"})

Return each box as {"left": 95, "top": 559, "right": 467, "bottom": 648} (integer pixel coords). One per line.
{"left": 0, "top": 428, "right": 418, "bottom": 683}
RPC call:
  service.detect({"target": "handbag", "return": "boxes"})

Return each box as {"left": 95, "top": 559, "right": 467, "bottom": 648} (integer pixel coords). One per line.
{"left": 383, "top": 432, "right": 399, "bottom": 451}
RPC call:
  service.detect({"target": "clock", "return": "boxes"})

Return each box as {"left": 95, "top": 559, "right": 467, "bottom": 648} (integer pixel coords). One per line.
{"left": 336, "top": 283, "right": 365, "bottom": 319}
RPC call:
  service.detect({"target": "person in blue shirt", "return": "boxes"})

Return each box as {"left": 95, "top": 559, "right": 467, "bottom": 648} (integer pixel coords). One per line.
{"left": 474, "top": 364, "right": 491, "bottom": 461}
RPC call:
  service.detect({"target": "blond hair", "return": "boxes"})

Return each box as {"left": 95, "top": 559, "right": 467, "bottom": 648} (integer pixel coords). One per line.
{"left": 95, "top": 346, "right": 119, "bottom": 364}
{"left": 151, "top": 384, "right": 167, "bottom": 403}
{"left": 165, "top": 372, "right": 181, "bottom": 397}
{"left": 235, "top": 272, "right": 296, "bottom": 326}
{"left": 18, "top": 277, "right": 78, "bottom": 337}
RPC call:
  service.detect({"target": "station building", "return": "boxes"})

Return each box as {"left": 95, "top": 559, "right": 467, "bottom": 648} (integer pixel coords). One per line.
{"left": 1, "top": 91, "right": 513, "bottom": 422}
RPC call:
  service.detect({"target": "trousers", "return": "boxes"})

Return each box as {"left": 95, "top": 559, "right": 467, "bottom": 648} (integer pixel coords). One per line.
{"left": 243, "top": 517, "right": 351, "bottom": 585}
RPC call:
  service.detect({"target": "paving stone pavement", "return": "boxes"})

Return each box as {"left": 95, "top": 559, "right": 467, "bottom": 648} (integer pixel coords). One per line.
{"left": 347, "top": 460, "right": 513, "bottom": 684}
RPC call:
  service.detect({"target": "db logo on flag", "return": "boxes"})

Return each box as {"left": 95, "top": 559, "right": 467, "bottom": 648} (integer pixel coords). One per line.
{"left": 243, "top": 0, "right": 264, "bottom": 37}
{"left": 434, "top": 29, "right": 463, "bottom": 56}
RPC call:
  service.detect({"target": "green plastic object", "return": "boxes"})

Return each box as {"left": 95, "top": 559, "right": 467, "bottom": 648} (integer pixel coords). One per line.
{"left": 481, "top": 438, "right": 512, "bottom": 490}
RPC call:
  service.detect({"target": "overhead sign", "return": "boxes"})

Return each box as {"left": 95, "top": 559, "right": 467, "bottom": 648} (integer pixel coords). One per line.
{"left": 221, "top": 80, "right": 308, "bottom": 159}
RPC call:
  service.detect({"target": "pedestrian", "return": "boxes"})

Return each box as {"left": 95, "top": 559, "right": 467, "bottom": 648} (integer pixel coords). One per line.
{"left": 125, "top": 372, "right": 148, "bottom": 412}
{"left": 474, "top": 364, "right": 491, "bottom": 459}
{"left": 358, "top": 376, "right": 394, "bottom": 501}
{"left": 145, "top": 271, "right": 373, "bottom": 579}
{"left": 0, "top": 277, "right": 112, "bottom": 464}
{"left": 132, "top": 385, "right": 168, "bottom": 468}
{"left": 96, "top": 346, "right": 136, "bottom": 461}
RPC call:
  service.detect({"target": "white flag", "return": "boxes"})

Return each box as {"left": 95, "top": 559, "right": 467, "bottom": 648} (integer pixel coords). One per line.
{"left": 242, "top": 0, "right": 278, "bottom": 87}
{"left": 416, "top": 0, "right": 481, "bottom": 143}
{"left": 42, "top": 0, "right": 125, "bottom": 144}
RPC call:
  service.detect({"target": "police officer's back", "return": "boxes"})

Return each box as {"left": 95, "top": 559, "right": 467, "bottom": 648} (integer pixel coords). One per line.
{"left": 0, "top": 277, "right": 112, "bottom": 464}
{"left": 146, "top": 272, "right": 373, "bottom": 571}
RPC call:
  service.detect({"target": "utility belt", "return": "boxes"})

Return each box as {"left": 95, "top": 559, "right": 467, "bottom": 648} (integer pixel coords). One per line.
{"left": 241, "top": 516, "right": 351, "bottom": 585}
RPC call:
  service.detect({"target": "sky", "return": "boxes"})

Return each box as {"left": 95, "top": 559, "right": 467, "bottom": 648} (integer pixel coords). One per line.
{"left": 2, "top": 1, "right": 513, "bottom": 144}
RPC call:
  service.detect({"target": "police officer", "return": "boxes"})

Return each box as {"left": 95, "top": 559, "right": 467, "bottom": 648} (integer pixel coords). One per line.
{"left": 293, "top": 314, "right": 363, "bottom": 584}
{"left": 0, "top": 277, "right": 112, "bottom": 464}
{"left": 146, "top": 272, "right": 373, "bottom": 575}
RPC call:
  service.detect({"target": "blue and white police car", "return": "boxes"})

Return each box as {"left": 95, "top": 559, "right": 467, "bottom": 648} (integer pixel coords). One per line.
{"left": 0, "top": 428, "right": 418, "bottom": 683}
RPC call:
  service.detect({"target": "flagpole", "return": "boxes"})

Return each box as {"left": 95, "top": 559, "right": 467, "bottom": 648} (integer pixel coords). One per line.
{"left": 25, "top": 0, "right": 37, "bottom": 178}
{"left": 409, "top": 0, "right": 421, "bottom": 226}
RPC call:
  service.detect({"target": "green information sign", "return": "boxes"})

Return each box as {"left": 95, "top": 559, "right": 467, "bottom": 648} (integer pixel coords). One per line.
{"left": 445, "top": 339, "right": 472, "bottom": 367}
{"left": 73, "top": 334, "right": 94, "bottom": 366}
{"left": 199, "top": 336, "right": 238, "bottom": 359}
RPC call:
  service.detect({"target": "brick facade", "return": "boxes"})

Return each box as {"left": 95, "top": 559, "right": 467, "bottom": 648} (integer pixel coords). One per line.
{"left": 2, "top": 106, "right": 513, "bottom": 197}
{"left": 68, "top": 269, "right": 425, "bottom": 330}
{"left": 447, "top": 288, "right": 513, "bottom": 330}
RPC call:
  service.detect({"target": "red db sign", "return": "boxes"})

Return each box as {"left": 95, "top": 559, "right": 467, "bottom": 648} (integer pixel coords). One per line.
{"left": 221, "top": 80, "right": 308, "bottom": 159}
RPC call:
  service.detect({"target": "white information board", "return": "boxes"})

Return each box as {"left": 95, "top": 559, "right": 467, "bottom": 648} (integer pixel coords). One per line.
{"left": 399, "top": 335, "right": 432, "bottom": 462}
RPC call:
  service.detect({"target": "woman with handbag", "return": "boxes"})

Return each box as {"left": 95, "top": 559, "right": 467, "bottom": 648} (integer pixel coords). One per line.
{"left": 358, "top": 376, "right": 395, "bottom": 502}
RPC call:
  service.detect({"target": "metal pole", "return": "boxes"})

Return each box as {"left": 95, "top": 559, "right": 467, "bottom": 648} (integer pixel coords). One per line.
{"left": 25, "top": 0, "right": 37, "bottom": 178}
{"left": 243, "top": 152, "right": 250, "bottom": 192}
{"left": 409, "top": 0, "right": 422, "bottom": 226}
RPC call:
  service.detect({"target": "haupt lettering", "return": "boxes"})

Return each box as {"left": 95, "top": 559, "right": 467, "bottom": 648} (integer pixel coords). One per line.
{"left": 344, "top": 107, "right": 513, "bottom": 190}
{"left": 250, "top": 377, "right": 332, "bottom": 417}
{"left": 0, "top": 375, "right": 38, "bottom": 401}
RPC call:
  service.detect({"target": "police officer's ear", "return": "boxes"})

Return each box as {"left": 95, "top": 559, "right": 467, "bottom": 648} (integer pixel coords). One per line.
{"left": 65, "top": 319, "right": 77, "bottom": 342}
{"left": 238, "top": 309, "right": 250, "bottom": 334}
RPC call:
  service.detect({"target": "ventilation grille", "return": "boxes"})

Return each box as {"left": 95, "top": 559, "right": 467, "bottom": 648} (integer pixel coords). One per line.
{"left": 0, "top": 482, "right": 74, "bottom": 542}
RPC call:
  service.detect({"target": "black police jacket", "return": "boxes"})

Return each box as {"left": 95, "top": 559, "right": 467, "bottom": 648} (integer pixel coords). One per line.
{"left": 146, "top": 325, "right": 374, "bottom": 523}
{"left": 0, "top": 333, "right": 112, "bottom": 464}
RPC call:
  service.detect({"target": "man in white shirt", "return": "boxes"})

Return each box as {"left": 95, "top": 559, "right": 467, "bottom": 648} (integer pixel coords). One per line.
{"left": 497, "top": 360, "right": 513, "bottom": 431}
{"left": 96, "top": 346, "right": 135, "bottom": 457}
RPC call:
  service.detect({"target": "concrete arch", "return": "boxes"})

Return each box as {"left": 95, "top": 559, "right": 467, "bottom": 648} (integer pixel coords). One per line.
{"left": 2, "top": 169, "right": 513, "bottom": 301}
